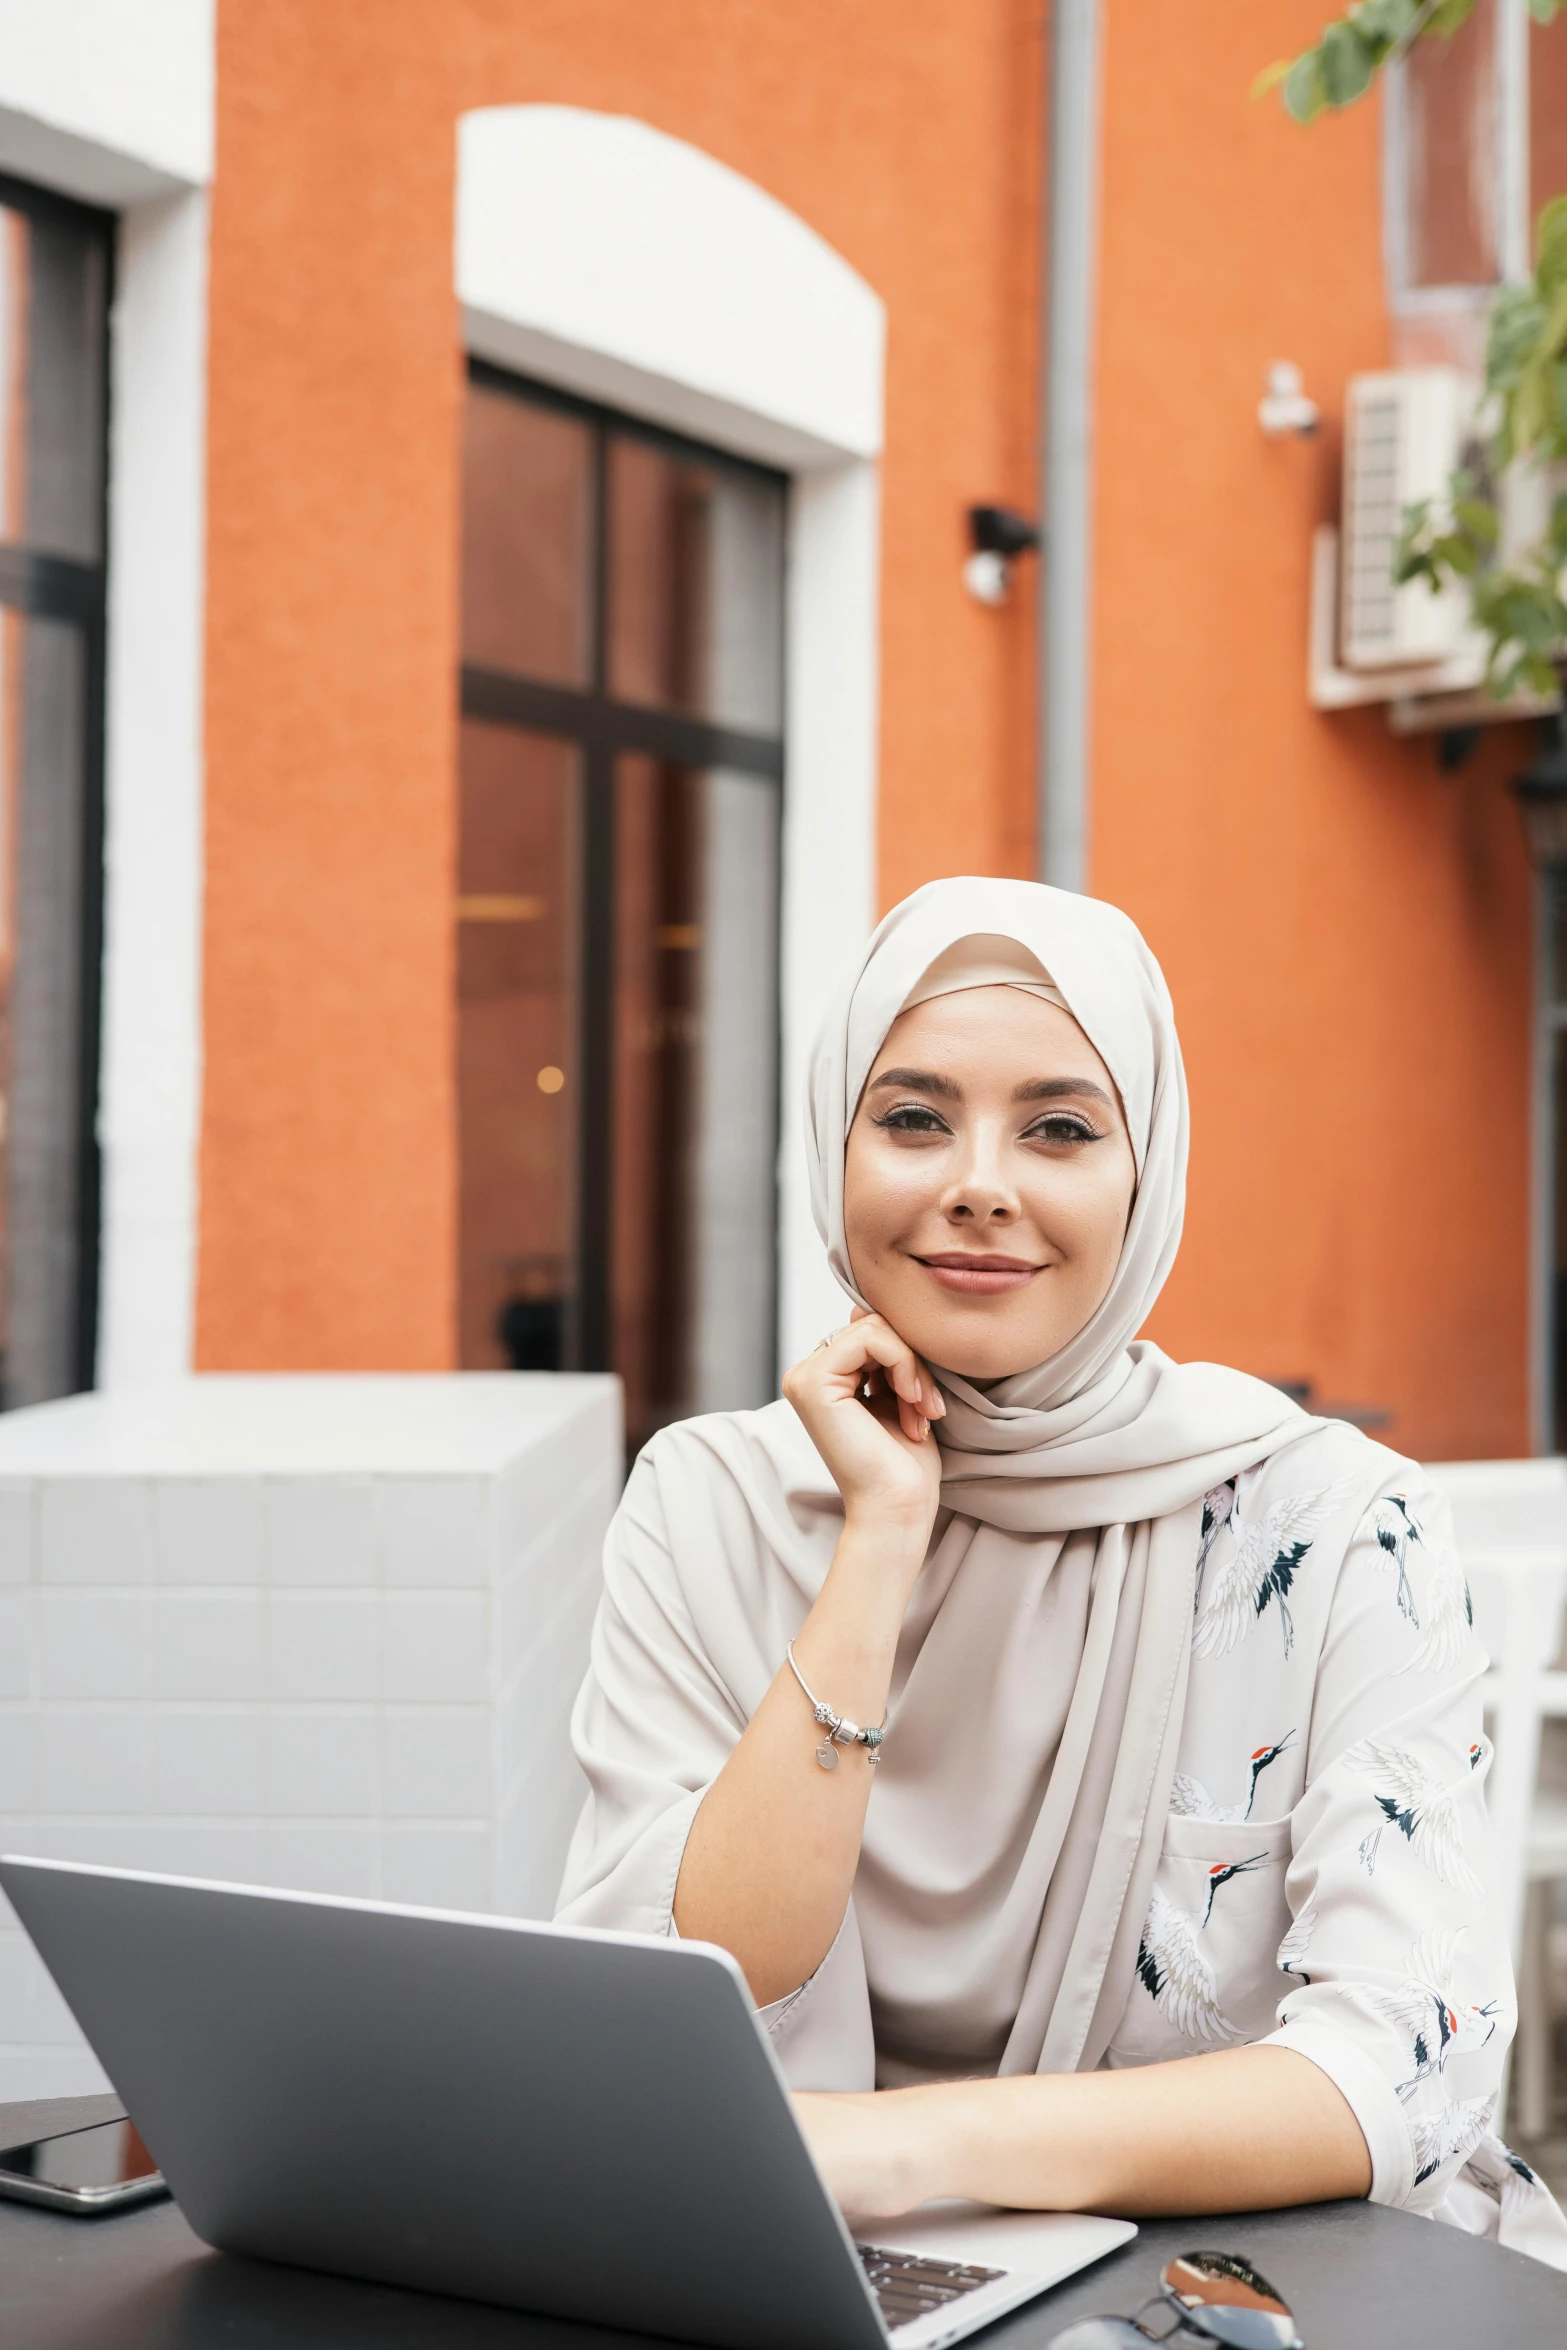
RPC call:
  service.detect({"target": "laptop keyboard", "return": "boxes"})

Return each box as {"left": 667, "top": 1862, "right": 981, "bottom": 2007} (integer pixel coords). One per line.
{"left": 858, "top": 2245, "right": 1006, "bottom": 2332}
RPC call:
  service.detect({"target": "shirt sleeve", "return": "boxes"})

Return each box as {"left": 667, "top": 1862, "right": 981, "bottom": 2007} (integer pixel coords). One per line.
{"left": 1258, "top": 1476, "right": 1510, "bottom": 2213}
{"left": 553, "top": 1443, "right": 748, "bottom": 1937}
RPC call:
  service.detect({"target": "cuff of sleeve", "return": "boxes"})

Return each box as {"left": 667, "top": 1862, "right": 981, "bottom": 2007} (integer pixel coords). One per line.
{"left": 672, "top": 1910, "right": 808, "bottom": 2032}
{"left": 555, "top": 1785, "right": 705, "bottom": 1940}
{"left": 1260, "top": 2015, "right": 1414, "bottom": 2209}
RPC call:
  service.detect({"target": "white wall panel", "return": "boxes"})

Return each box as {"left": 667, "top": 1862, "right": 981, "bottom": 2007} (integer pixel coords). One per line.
{"left": 0, "top": 1373, "right": 620, "bottom": 2099}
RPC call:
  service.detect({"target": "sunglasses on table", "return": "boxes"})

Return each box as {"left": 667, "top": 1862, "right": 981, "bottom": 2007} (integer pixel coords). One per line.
{"left": 1047, "top": 2250, "right": 1303, "bottom": 2350}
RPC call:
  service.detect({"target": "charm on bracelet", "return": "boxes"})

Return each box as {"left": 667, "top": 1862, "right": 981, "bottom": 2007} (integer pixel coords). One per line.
{"left": 785, "top": 1642, "right": 888, "bottom": 1769}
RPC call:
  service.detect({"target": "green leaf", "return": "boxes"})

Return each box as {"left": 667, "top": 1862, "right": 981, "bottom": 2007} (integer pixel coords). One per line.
{"left": 1536, "top": 196, "right": 1567, "bottom": 296}
{"left": 1250, "top": 57, "right": 1294, "bottom": 98}
{"left": 1429, "top": 0, "right": 1480, "bottom": 31}
{"left": 1354, "top": 0, "right": 1421, "bottom": 38}
{"left": 1526, "top": 0, "right": 1563, "bottom": 22}
{"left": 1320, "top": 21, "right": 1378, "bottom": 102}
{"left": 1283, "top": 50, "right": 1327, "bottom": 120}
{"left": 1454, "top": 497, "right": 1500, "bottom": 544}
{"left": 1488, "top": 285, "right": 1546, "bottom": 394}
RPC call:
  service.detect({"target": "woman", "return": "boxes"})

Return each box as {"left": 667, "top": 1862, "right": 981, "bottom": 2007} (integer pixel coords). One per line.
{"left": 558, "top": 876, "right": 1566, "bottom": 2264}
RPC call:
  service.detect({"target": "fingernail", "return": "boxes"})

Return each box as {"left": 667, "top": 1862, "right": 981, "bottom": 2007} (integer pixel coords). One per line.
{"left": 917, "top": 1417, "right": 929, "bottom": 1440}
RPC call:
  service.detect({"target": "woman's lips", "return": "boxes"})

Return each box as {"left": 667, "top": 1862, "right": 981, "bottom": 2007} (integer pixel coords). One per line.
{"left": 915, "top": 1253, "right": 1044, "bottom": 1295}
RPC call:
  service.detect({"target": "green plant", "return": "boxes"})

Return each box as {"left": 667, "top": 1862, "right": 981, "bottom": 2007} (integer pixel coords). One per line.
{"left": 1256, "top": 5, "right": 1567, "bottom": 700}
{"left": 1255, "top": 0, "right": 1563, "bottom": 126}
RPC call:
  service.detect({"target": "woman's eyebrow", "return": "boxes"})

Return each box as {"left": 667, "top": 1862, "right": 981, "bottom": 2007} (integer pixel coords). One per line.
{"left": 1014, "top": 1076, "right": 1115, "bottom": 1106}
{"left": 867, "top": 1067, "right": 962, "bottom": 1101}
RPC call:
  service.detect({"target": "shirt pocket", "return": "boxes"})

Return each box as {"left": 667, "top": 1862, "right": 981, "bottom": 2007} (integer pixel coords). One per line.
{"left": 1143, "top": 1812, "right": 1295, "bottom": 2051}
{"left": 1160, "top": 1815, "right": 1293, "bottom": 1866}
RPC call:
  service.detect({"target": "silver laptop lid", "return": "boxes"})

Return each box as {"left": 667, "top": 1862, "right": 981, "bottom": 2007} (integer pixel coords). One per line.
{"left": 0, "top": 1856, "right": 887, "bottom": 2350}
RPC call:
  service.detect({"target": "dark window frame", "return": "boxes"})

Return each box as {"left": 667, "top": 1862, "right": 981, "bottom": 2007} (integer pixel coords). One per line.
{"left": 0, "top": 168, "right": 113, "bottom": 1398}
{"left": 459, "top": 359, "right": 787, "bottom": 1378}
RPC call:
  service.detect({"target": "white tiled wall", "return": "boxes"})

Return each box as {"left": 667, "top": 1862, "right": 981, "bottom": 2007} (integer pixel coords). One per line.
{"left": 0, "top": 1374, "right": 622, "bottom": 2098}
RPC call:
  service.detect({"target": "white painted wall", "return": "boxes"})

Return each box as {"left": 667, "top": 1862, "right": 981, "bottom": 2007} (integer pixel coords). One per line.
{"left": 458, "top": 106, "right": 884, "bottom": 1375}
{"left": 0, "top": 0, "right": 213, "bottom": 206}
{"left": 777, "top": 460, "right": 884, "bottom": 1365}
{"left": 0, "top": 4, "right": 214, "bottom": 1390}
{"left": 458, "top": 106, "right": 882, "bottom": 471}
{"left": 96, "top": 192, "right": 209, "bottom": 1388}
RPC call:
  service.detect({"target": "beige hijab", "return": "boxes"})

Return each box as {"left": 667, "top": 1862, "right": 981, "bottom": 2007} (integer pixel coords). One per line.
{"left": 560, "top": 876, "right": 1312, "bottom": 2087}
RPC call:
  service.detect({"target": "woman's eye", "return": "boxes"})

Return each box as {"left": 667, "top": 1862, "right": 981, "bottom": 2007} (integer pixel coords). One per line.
{"left": 875, "top": 1104, "right": 950, "bottom": 1134}
{"left": 1026, "top": 1114, "right": 1101, "bottom": 1146}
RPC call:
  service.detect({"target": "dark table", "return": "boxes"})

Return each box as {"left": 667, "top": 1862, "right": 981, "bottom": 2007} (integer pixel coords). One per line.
{"left": 5, "top": 2096, "right": 1566, "bottom": 2350}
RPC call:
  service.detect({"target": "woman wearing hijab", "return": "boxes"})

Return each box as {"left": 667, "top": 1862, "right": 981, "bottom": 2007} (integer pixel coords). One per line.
{"left": 557, "top": 876, "right": 1567, "bottom": 2264}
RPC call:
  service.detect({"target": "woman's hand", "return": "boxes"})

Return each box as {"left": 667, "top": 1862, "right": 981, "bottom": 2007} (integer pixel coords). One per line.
{"left": 792, "top": 2091, "right": 940, "bottom": 2221}
{"left": 782, "top": 1312, "right": 945, "bottom": 1531}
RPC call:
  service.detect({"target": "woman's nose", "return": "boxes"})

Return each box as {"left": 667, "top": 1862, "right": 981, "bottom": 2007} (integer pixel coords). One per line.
{"left": 941, "top": 1126, "right": 1020, "bottom": 1224}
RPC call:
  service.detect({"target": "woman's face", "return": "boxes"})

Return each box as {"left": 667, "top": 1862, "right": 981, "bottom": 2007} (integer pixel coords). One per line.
{"left": 843, "top": 986, "right": 1138, "bottom": 1380}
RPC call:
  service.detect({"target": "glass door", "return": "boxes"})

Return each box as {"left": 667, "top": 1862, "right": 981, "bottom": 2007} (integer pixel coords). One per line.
{"left": 0, "top": 175, "right": 111, "bottom": 1406}
{"left": 457, "top": 367, "right": 786, "bottom": 1452}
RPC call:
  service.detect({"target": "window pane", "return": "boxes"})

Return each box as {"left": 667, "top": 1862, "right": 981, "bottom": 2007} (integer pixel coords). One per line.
{"left": 0, "top": 201, "right": 106, "bottom": 561}
{"left": 0, "top": 608, "right": 91, "bottom": 1404}
{"left": 461, "top": 385, "right": 592, "bottom": 685}
{"left": 456, "top": 720, "right": 582, "bottom": 1372}
{"left": 1401, "top": 0, "right": 1501, "bottom": 290}
{"left": 609, "top": 438, "right": 784, "bottom": 734}
{"left": 612, "top": 755, "right": 778, "bottom": 1451}
{"left": 1552, "top": 871, "right": 1567, "bottom": 1010}
{"left": 1531, "top": 10, "right": 1567, "bottom": 255}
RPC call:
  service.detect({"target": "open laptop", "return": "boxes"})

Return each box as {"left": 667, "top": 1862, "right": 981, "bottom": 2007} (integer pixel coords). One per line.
{"left": 0, "top": 1856, "right": 1133, "bottom": 2350}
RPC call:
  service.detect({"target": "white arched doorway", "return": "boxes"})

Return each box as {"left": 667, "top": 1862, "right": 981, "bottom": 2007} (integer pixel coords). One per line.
{"left": 456, "top": 104, "right": 884, "bottom": 1378}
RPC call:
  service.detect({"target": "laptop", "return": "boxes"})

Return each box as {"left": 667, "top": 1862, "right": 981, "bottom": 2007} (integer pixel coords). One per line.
{"left": 0, "top": 1856, "right": 1134, "bottom": 2350}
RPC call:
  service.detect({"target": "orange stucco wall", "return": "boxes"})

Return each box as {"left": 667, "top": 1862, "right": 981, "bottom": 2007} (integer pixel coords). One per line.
{"left": 197, "top": 0, "right": 1534, "bottom": 1458}
{"left": 1087, "top": 1, "right": 1534, "bottom": 1457}
{"left": 196, "top": 0, "right": 1045, "bottom": 1373}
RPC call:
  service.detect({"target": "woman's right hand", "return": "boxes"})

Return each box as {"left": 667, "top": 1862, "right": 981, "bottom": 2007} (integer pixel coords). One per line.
{"left": 781, "top": 1312, "right": 945, "bottom": 1532}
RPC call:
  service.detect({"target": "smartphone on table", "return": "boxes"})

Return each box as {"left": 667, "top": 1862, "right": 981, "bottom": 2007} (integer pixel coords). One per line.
{"left": 0, "top": 2115, "right": 168, "bottom": 2213}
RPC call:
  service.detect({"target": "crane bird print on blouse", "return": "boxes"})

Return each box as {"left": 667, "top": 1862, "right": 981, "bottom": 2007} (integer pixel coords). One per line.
{"left": 1137, "top": 1884, "right": 1240, "bottom": 2045}
{"left": 1135, "top": 1857, "right": 1268, "bottom": 2044}
{"left": 1364, "top": 1929, "right": 1500, "bottom": 2104}
{"left": 1369, "top": 1494, "right": 1423, "bottom": 1625}
{"left": 1364, "top": 1491, "right": 1475, "bottom": 1674}
{"left": 1412, "top": 2095, "right": 1498, "bottom": 2188}
{"left": 1276, "top": 1892, "right": 1319, "bottom": 1985}
{"left": 1170, "top": 1730, "right": 1296, "bottom": 1823}
{"left": 1191, "top": 1472, "right": 1351, "bottom": 1660}
{"left": 1349, "top": 1737, "right": 1483, "bottom": 1898}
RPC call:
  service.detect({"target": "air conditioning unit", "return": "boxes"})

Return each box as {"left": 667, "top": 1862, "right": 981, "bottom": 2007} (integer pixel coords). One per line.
{"left": 1340, "top": 368, "right": 1480, "bottom": 671}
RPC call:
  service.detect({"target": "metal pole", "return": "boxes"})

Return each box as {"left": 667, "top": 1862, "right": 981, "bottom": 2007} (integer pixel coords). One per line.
{"left": 1039, "top": 0, "right": 1103, "bottom": 892}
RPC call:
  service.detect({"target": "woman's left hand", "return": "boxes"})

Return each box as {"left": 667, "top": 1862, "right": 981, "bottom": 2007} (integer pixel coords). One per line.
{"left": 792, "top": 2091, "right": 941, "bottom": 2219}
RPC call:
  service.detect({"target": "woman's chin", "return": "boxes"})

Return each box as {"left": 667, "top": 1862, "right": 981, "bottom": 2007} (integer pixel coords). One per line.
{"left": 904, "top": 1318, "right": 1065, "bottom": 1385}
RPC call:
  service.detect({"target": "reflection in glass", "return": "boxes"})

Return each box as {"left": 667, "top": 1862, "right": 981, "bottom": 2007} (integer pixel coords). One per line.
{"left": 456, "top": 722, "right": 581, "bottom": 1372}
{"left": 461, "top": 385, "right": 592, "bottom": 685}
{"left": 1400, "top": 0, "right": 1501, "bottom": 290}
{"left": 0, "top": 607, "right": 92, "bottom": 1406}
{"left": 0, "top": 200, "right": 106, "bottom": 560}
{"left": 613, "top": 756, "right": 779, "bottom": 1451}
{"left": 456, "top": 369, "right": 787, "bottom": 1442}
{"left": 610, "top": 438, "right": 784, "bottom": 733}
{"left": 1159, "top": 2251, "right": 1299, "bottom": 2349}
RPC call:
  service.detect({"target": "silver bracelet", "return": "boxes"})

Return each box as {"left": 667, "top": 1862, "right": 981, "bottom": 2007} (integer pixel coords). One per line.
{"left": 785, "top": 1641, "right": 887, "bottom": 1771}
